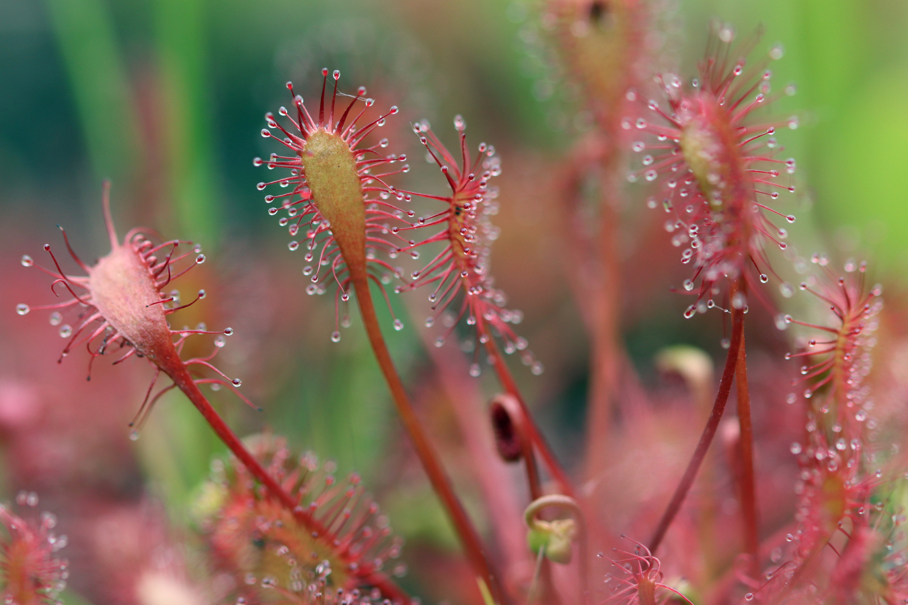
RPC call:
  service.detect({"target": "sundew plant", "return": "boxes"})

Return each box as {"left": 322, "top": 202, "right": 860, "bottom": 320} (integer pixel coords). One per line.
{"left": 2, "top": 0, "right": 908, "bottom": 604}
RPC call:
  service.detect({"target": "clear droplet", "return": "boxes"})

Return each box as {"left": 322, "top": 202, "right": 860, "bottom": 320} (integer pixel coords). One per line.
{"left": 393, "top": 319, "right": 404, "bottom": 331}
{"left": 49, "top": 312, "right": 62, "bottom": 326}
{"left": 20, "top": 255, "right": 33, "bottom": 267}
{"left": 232, "top": 378, "right": 242, "bottom": 387}
{"left": 59, "top": 324, "right": 72, "bottom": 338}
{"left": 331, "top": 331, "right": 341, "bottom": 343}
{"left": 469, "top": 363, "right": 481, "bottom": 377}
{"left": 15, "top": 304, "right": 29, "bottom": 316}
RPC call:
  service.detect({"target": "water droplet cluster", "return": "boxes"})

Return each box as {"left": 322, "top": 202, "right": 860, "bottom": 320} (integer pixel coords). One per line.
{"left": 196, "top": 435, "right": 402, "bottom": 602}
{"left": 257, "top": 71, "right": 411, "bottom": 343}
{"left": 769, "top": 259, "right": 899, "bottom": 601}
{"left": 392, "top": 119, "right": 542, "bottom": 375}
{"left": 0, "top": 492, "right": 69, "bottom": 603}
{"left": 16, "top": 190, "right": 245, "bottom": 426}
{"left": 625, "top": 23, "right": 799, "bottom": 314}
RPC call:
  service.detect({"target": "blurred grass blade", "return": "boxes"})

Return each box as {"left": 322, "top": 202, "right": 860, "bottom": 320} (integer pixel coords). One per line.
{"left": 154, "top": 0, "right": 220, "bottom": 244}
{"left": 46, "top": 0, "right": 139, "bottom": 187}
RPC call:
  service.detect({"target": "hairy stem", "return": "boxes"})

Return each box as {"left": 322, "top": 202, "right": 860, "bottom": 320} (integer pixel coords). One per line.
{"left": 353, "top": 276, "right": 508, "bottom": 605}
{"left": 648, "top": 306, "right": 746, "bottom": 553}
{"left": 732, "top": 281, "right": 759, "bottom": 577}
{"left": 168, "top": 364, "right": 411, "bottom": 603}
{"left": 484, "top": 337, "right": 575, "bottom": 499}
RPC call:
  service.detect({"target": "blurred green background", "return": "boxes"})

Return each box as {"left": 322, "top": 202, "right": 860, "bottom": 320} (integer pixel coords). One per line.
{"left": 4, "top": 0, "right": 908, "bottom": 269}
{"left": 4, "top": 0, "right": 908, "bottom": 266}
{"left": 1, "top": 0, "right": 907, "bottom": 601}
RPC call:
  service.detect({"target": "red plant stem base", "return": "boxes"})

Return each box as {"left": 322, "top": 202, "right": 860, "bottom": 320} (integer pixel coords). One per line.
{"left": 648, "top": 305, "right": 746, "bottom": 553}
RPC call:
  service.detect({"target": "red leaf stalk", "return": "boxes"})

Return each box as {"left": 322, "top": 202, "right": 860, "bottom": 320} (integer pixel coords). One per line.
{"left": 258, "top": 72, "right": 507, "bottom": 605}
{"left": 649, "top": 302, "right": 745, "bottom": 553}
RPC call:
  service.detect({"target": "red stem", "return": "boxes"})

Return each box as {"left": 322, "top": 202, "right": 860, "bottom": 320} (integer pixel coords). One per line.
{"left": 484, "top": 337, "right": 576, "bottom": 499}
{"left": 585, "top": 195, "right": 622, "bottom": 481}
{"left": 352, "top": 276, "right": 508, "bottom": 605}
{"left": 167, "top": 363, "right": 412, "bottom": 603}
{"left": 733, "top": 282, "right": 759, "bottom": 577}
{"left": 648, "top": 305, "right": 746, "bottom": 553}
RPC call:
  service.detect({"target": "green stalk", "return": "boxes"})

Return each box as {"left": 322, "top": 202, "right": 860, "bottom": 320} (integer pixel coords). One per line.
{"left": 46, "top": 0, "right": 139, "bottom": 186}
{"left": 153, "top": 0, "right": 219, "bottom": 244}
